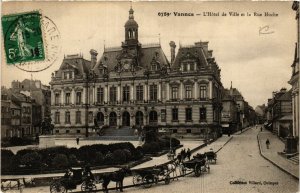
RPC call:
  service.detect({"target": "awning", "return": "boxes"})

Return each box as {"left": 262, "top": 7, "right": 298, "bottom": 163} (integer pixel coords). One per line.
{"left": 221, "top": 124, "right": 230, "bottom": 127}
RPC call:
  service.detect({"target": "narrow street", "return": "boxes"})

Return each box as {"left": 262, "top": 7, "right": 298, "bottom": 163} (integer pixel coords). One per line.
{"left": 20, "top": 126, "right": 298, "bottom": 193}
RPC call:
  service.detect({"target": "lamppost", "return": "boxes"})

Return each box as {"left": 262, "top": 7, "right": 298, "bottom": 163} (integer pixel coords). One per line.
{"left": 85, "top": 70, "right": 96, "bottom": 138}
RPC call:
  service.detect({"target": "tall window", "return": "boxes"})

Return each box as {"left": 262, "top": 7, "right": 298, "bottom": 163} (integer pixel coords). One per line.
{"left": 183, "top": 63, "right": 188, "bottom": 71}
{"left": 186, "top": 108, "right": 192, "bottom": 121}
{"left": 76, "top": 111, "right": 81, "bottom": 124}
{"left": 110, "top": 86, "right": 117, "bottom": 102}
{"left": 190, "top": 63, "right": 195, "bottom": 71}
{"left": 185, "top": 85, "right": 192, "bottom": 99}
{"left": 200, "top": 108, "right": 206, "bottom": 121}
{"left": 65, "top": 93, "right": 71, "bottom": 105}
{"left": 97, "top": 87, "right": 104, "bottom": 103}
{"left": 89, "top": 89, "right": 93, "bottom": 103}
{"left": 55, "top": 93, "right": 60, "bottom": 105}
{"left": 171, "top": 87, "right": 178, "bottom": 100}
{"left": 88, "top": 112, "right": 93, "bottom": 123}
{"left": 172, "top": 108, "right": 178, "bottom": 121}
{"left": 149, "top": 85, "right": 157, "bottom": 101}
{"left": 55, "top": 112, "right": 60, "bottom": 123}
{"left": 76, "top": 92, "right": 81, "bottom": 105}
{"left": 65, "top": 111, "right": 70, "bottom": 124}
{"left": 136, "top": 85, "right": 144, "bottom": 101}
{"left": 161, "top": 109, "right": 166, "bottom": 122}
{"left": 200, "top": 86, "right": 207, "bottom": 100}
{"left": 123, "top": 85, "right": 130, "bottom": 102}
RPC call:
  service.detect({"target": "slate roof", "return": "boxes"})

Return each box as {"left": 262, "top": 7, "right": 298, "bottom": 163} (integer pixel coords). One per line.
{"left": 93, "top": 44, "right": 169, "bottom": 73}
{"left": 172, "top": 43, "right": 209, "bottom": 70}
{"left": 277, "top": 89, "right": 292, "bottom": 101}
{"left": 55, "top": 55, "right": 91, "bottom": 78}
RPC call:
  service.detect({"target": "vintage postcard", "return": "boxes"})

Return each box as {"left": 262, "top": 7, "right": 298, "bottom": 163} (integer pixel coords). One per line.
{"left": 1, "top": 1, "right": 299, "bottom": 193}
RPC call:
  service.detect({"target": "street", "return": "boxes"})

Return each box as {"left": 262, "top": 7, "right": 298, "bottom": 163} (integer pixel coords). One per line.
{"left": 15, "top": 126, "right": 299, "bottom": 193}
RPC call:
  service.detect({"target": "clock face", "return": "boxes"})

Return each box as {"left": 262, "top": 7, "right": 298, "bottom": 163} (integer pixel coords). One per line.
{"left": 121, "top": 59, "right": 132, "bottom": 70}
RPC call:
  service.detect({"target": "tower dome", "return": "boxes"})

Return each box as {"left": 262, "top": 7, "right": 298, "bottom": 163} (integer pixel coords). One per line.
{"left": 125, "top": 7, "right": 138, "bottom": 28}
{"left": 124, "top": 7, "right": 139, "bottom": 46}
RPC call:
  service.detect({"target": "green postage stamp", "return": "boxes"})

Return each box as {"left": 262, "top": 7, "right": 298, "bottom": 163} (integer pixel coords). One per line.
{"left": 2, "top": 11, "right": 45, "bottom": 64}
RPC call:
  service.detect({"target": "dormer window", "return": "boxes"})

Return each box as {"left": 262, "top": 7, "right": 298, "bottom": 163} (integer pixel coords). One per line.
{"left": 181, "top": 61, "right": 196, "bottom": 72}
{"left": 151, "top": 63, "right": 158, "bottom": 71}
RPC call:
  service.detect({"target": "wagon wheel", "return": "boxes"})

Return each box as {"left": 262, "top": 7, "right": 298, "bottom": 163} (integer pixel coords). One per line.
{"left": 194, "top": 164, "right": 201, "bottom": 177}
{"left": 132, "top": 174, "right": 143, "bottom": 185}
{"left": 81, "top": 181, "right": 97, "bottom": 192}
{"left": 164, "top": 174, "right": 170, "bottom": 185}
{"left": 142, "top": 175, "right": 154, "bottom": 188}
{"left": 50, "top": 181, "right": 66, "bottom": 193}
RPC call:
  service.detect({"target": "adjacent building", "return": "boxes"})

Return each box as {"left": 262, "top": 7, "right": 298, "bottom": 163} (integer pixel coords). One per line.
{"left": 266, "top": 88, "right": 293, "bottom": 138}
{"left": 50, "top": 8, "right": 224, "bottom": 138}
{"left": 288, "top": 1, "right": 299, "bottom": 139}
{"left": 221, "top": 88, "right": 238, "bottom": 134}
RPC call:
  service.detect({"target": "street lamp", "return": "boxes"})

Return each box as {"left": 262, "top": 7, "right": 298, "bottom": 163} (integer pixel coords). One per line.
{"left": 85, "top": 70, "right": 96, "bottom": 138}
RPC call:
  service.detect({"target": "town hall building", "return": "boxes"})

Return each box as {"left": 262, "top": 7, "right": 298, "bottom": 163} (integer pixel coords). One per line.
{"left": 50, "top": 8, "right": 224, "bottom": 137}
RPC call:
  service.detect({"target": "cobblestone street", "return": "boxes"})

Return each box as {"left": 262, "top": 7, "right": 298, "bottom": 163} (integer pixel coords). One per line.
{"left": 17, "top": 126, "right": 299, "bottom": 193}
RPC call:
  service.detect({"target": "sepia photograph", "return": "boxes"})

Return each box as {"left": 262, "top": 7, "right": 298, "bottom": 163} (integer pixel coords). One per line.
{"left": 1, "top": 1, "right": 299, "bottom": 193}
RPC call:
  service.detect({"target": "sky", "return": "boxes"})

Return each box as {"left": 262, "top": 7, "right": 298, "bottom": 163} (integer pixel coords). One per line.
{"left": 1, "top": 1, "right": 297, "bottom": 108}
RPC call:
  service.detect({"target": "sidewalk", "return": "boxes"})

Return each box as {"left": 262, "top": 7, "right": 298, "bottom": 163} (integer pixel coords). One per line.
{"left": 257, "top": 131, "right": 299, "bottom": 179}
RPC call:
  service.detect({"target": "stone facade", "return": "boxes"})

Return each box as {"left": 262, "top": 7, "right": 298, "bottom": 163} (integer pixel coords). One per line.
{"left": 288, "top": 1, "right": 299, "bottom": 139}
{"left": 50, "top": 8, "right": 224, "bottom": 137}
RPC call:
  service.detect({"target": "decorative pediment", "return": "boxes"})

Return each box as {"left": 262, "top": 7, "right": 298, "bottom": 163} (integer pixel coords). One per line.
{"left": 169, "top": 81, "right": 180, "bottom": 87}
{"left": 180, "top": 51, "right": 198, "bottom": 62}
{"left": 64, "top": 87, "right": 72, "bottom": 92}
{"left": 53, "top": 89, "right": 61, "bottom": 93}
{"left": 183, "top": 79, "right": 194, "bottom": 85}
{"left": 62, "top": 63, "right": 77, "bottom": 70}
{"left": 75, "top": 87, "right": 83, "bottom": 92}
{"left": 198, "top": 80, "right": 209, "bottom": 85}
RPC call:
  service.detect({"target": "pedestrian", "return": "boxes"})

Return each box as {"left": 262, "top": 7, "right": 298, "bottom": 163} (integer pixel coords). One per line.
{"left": 266, "top": 139, "right": 270, "bottom": 149}
{"left": 76, "top": 137, "right": 79, "bottom": 145}
{"left": 261, "top": 126, "right": 263, "bottom": 132}
{"left": 186, "top": 148, "right": 191, "bottom": 160}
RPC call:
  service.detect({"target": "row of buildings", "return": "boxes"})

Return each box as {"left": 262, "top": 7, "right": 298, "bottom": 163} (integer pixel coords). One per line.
{"left": 49, "top": 7, "right": 256, "bottom": 138}
{"left": 0, "top": 7, "right": 256, "bottom": 139}
{"left": 263, "top": 1, "right": 299, "bottom": 153}
{"left": 1, "top": 80, "right": 51, "bottom": 139}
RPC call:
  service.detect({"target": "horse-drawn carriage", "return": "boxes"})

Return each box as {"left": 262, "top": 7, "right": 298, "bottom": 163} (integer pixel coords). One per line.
{"left": 180, "top": 153, "right": 210, "bottom": 177}
{"left": 50, "top": 168, "right": 97, "bottom": 193}
{"left": 204, "top": 150, "right": 217, "bottom": 163}
{"left": 132, "top": 166, "right": 171, "bottom": 188}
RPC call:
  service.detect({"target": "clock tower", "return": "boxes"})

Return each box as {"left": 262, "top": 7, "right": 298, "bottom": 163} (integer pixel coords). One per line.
{"left": 123, "top": 7, "right": 141, "bottom": 48}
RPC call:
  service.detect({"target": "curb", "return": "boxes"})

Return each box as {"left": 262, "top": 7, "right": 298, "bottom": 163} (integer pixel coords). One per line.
{"left": 215, "top": 136, "right": 233, "bottom": 153}
{"left": 257, "top": 133, "right": 299, "bottom": 180}
{"left": 233, "top": 126, "right": 252, "bottom": 135}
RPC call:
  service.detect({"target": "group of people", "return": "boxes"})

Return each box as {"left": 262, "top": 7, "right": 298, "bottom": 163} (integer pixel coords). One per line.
{"left": 175, "top": 148, "right": 192, "bottom": 163}
{"left": 63, "top": 165, "right": 95, "bottom": 186}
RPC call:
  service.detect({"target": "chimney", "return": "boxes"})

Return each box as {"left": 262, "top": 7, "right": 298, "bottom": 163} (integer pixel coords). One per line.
{"left": 169, "top": 41, "right": 176, "bottom": 64}
{"left": 90, "top": 49, "right": 98, "bottom": 68}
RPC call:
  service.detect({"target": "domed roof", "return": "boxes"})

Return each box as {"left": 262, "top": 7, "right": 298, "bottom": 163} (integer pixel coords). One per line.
{"left": 125, "top": 19, "right": 138, "bottom": 27}
{"left": 124, "top": 7, "right": 138, "bottom": 28}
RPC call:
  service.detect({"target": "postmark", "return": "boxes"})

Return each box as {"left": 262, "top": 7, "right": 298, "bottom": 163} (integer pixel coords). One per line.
{"left": 1, "top": 11, "right": 61, "bottom": 72}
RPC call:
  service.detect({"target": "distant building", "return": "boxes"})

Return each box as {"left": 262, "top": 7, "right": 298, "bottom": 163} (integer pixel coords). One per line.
{"left": 221, "top": 87, "right": 238, "bottom": 134}
{"left": 50, "top": 7, "right": 224, "bottom": 138}
{"left": 11, "top": 79, "right": 51, "bottom": 121}
{"left": 1, "top": 94, "right": 11, "bottom": 138}
{"left": 267, "top": 88, "right": 293, "bottom": 138}
{"left": 255, "top": 104, "right": 267, "bottom": 124}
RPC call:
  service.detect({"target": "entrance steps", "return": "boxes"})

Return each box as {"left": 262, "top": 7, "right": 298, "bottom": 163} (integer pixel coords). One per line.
{"left": 288, "top": 154, "right": 299, "bottom": 164}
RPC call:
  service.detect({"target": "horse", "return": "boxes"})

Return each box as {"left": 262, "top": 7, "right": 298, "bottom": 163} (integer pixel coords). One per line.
{"left": 166, "top": 160, "right": 180, "bottom": 180}
{"left": 102, "top": 167, "right": 130, "bottom": 193}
